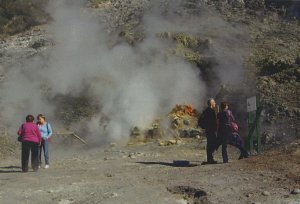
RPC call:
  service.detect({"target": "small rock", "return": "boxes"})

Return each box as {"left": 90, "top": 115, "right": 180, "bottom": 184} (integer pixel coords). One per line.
{"left": 105, "top": 173, "right": 113, "bottom": 177}
{"left": 262, "top": 191, "right": 270, "bottom": 196}
{"left": 183, "top": 120, "right": 190, "bottom": 125}
{"left": 111, "top": 192, "right": 118, "bottom": 198}
{"left": 103, "top": 192, "right": 118, "bottom": 198}
{"left": 176, "top": 140, "right": 182, "bottom": 144}
{"left": 158, "top": 141, "right": 167, "bottom": 146}
{"left": 245, "top": 193, "right": 252, "bottom": 197}
{"left": 291, "top": 189, "right": 300, "bottom": 195}
{"left": 58, "top": 199, "right": 72, "bottom": 204}
{"left": 128, "top": 154, "right": 136, "bottom": 159}
{"left": 104, "top": 157, "right": 115, "bottom": 160}
{"left": 168, "top": 139, "right": 177, "bottom": 144}
{"left": 196, "top": 135, "right": 201, "bottom": 139}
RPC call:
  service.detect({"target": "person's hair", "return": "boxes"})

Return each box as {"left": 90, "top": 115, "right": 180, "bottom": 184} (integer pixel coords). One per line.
{"left": 26, "top": 115, "right": 34, "bottom": 122}
{"left": 37, "top": 114, "right": 46, "bottom": 120}
{"left": 207, "top": 98, "right": 214, "bottom": 106}
{"left": 220, "top": 101, "right": 229, "bottom": 110}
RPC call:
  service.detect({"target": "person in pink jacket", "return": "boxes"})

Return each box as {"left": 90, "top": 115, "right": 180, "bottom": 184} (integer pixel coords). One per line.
{"left": 17, "top": 115, "right": 41, "bottom": 172}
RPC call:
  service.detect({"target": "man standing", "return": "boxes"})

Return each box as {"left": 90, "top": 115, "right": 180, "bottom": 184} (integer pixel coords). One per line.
{"left": 199, "top": 98, "right": 218, "bottom": 164}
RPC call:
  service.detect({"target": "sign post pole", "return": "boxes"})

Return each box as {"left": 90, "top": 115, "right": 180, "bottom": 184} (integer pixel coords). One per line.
{"left": 256, "top": 96, "right": 262, "bottom": 153}
{"left": 246, "top": 96, "right": 262, "bottom": 154}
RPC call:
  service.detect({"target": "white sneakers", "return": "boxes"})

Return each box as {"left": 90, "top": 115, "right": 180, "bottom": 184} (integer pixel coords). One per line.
{"left": 44, "top": 164, "right": 49, "bottom": 169}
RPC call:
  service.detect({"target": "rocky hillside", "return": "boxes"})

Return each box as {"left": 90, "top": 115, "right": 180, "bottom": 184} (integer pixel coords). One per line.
{"left": 0, "top": 0, "right": 49, "bottom": 35}
{"left": 92, "top": 0, "right": 300, "bottom": 139}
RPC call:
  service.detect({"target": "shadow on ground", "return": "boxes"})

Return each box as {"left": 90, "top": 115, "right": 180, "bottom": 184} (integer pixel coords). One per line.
{"left": 137, "top": 160, "right": 198, "bottom": 167}
{"left": 0, "top": 165, "right": 21, "bottom": 173}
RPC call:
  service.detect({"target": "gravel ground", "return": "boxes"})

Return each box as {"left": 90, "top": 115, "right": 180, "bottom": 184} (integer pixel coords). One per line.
{"left": 0, "top": 138, "right": 299, "bottom": 204}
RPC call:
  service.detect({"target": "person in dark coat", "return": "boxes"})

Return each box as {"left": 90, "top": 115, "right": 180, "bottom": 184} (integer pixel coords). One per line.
{"left": 199, "top": 98, "right": 218, "bottom": 164}
{"left": 217, "top": 102, "right": 233, "bottom": 163}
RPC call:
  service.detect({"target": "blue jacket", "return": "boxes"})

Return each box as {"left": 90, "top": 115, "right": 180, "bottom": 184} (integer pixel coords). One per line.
{"left": 38, "top": 122, "right": 53, "bottom": 140}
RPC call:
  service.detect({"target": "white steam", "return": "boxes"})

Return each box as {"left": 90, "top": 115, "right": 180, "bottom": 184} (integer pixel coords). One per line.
{"left": 0, "top": 0, "right": 248, "bottom": 144}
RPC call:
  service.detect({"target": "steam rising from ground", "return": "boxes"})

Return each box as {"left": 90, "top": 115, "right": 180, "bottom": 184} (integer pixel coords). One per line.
{"left": 0, "top": 0, "right": 247, "bottom": 144}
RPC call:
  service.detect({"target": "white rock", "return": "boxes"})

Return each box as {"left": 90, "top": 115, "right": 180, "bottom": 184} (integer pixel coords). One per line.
{"left": 262, "top": 191, "right": 270, "bottom": 196}
{"left": 291, "top": 189, "right": 300, "bottom": 194}
{"left": 58, "top": 199, "right": 72, "bottom": 204}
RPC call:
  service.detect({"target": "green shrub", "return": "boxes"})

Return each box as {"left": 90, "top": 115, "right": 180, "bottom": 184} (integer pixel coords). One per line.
{"left": 259, "top": 57, "right": 294, "bottom": 76}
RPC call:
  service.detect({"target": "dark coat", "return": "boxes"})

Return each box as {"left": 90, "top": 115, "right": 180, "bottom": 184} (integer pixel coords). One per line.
{"left": 201, "top": 107, "right": 217, "bottom": 133}
{"left": 217, "top": 109, "right": 235, "bottom": 141}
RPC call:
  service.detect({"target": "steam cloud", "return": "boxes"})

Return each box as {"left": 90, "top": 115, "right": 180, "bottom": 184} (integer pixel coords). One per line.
{"left": 0, "top": 0, "right": 247, "bottom": 144}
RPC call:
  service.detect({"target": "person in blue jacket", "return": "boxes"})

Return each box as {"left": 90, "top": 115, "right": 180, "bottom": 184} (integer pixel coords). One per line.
{"left": 37, "top": 114, "right": 53, "bottom": 169}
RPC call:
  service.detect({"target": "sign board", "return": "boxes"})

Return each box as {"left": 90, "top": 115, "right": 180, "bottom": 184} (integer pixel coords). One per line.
{"left": 247, "top": 96, "right": 257, "bottom": 112}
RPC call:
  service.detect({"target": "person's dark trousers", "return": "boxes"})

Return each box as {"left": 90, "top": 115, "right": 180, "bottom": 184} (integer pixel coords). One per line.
{"left": 21, "top": 141, "right": 39, "bottom": 172}
{"left": 238, "top": 146, "right": 249, "bottom": 159}
{"left": 223, "top": 128, "right": 232, "bottom": 163}
{"left": 218, "top": 127, "right": 231, "bottom": 163}
{"left": 221, "top": 139, "right": 228, "bottom": 163}
{"left": 206, "top": 131, "right": 217, "bottom": 163}
{"left": 39, "top": 139, "right": 49, "bottom": 165}
{"left": 229, "top": 132, "right": 249, "bottom": 159}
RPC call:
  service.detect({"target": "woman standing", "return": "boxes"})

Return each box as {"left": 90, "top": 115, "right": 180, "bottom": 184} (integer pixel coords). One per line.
{"left": 17, "top": 115, "right": 41, "bottom": 172}
{"left": 217, "top": 102, "right": 235, "bottom": 163}
{"left": 37, "top": 114, "right": 53, "bottom": 169}
{"left": 217, "top": 102, "right": 248, "bottom": 163}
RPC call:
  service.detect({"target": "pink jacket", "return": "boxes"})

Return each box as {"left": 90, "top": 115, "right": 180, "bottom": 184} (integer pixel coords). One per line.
{"left": 18, "top": 122, "right": 41, "bottom": 144}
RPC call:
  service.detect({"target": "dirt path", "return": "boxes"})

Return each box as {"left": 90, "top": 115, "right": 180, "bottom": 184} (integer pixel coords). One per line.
{"left": 0, "top": 139, "right": 299, "bottom": 204}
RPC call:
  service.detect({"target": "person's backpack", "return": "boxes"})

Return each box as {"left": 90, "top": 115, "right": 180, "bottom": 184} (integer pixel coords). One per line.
{"left": 46, "top": 122, "right": 52, "bottom": 142}
{"left": 230, "top": 121, "right": 239, "bottom": 132}
{"left": 198, "top": 111, "right": 206, "bottom": 129}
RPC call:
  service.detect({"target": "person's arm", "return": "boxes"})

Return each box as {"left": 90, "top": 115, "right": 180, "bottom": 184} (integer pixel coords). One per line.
{"left": 17, "top": 124, "right": 23, "bottom": 136}
{"left": 47, "top": 123, "right": 53, "bottom": 138}
{"left": 231, "top": 112, "right": 236, "bottom": 122}
{"left": 36, "top": 125, "right": 42, "bottom": 144}
{"left": 216, "top": 113, "right": 220, "bottom": 129}
{"left": 213, "top": 111, "right": 218, "bottom": 130}
{"left": 228, "top": 110, "right": 235, "bottom": 122}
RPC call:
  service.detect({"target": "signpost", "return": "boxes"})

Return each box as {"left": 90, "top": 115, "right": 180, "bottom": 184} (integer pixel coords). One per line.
{"left": 246, "top": 95, "right": 263, "bottom": 154}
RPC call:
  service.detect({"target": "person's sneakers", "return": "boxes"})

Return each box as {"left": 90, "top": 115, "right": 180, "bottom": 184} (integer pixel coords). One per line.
{"left": 44, "top": 164, "right": 49, "bottom": 169}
